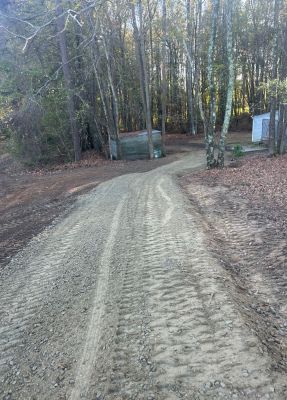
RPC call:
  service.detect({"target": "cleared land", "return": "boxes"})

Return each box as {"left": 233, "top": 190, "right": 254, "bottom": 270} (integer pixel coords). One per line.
{"left": 182, "top": 153, "right": 287, "bottom": 375}
{"left": 0, "top": 140, "right": 182, "bottom": 268}
{"left": 0, "top": 133, "right": 287, "bottom": 399}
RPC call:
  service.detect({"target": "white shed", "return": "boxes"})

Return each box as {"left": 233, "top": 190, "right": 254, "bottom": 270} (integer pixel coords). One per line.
{"left": 252, "top": 112, "right": 279, "bottom": 142}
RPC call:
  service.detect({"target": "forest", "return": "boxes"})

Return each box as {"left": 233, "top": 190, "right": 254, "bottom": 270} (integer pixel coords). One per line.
{"left": 0, "top": 0, "right": 287, "bottom": 167}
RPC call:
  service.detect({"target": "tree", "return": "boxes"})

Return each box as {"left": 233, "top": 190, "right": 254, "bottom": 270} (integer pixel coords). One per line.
{"left": 130, "top": 0, "right": 154, "bottom": 159}
{"left": 217, "top": 0, "right": 235, "bottom": 167}
{"left": 55, "top": 0, "right": 81, "bottom": 161}
{"left": 161, "top": 0, "right": 167, "bottom": 156}
{"left": 269, "top": 0, "right": 280, "bottom": 156}
{"left": 1, "top": 0, "right": 287, "bottom": 167}
{"left": 206, "top": 0, "right": 220, "bottom": 168}
{"left": 277, "top": 102, "right": 287, "bottom": 154}
{"left": 100, "top": 30, "right": 122, "bottom": 159}
{"left": 186, "top": 0, "right": 195, "bottom": 135}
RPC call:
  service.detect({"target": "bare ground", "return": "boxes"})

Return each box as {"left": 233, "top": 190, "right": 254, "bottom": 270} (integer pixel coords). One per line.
{"left": 181, "top": 153, "right": 287, "bottom": 375}
{"left": 0, "top": 142, "right": 182, "bottom": 268}
{"left": 0, "top": 130, "right": 252, "bottom": 268}
{"left": 1, "top": 134, "right": 287, "bottom": 399}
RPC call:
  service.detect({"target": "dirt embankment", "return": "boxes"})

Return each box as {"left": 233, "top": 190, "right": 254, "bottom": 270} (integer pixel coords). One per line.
{"left": 182, "top": 154, "right": 287, "bottom": 372}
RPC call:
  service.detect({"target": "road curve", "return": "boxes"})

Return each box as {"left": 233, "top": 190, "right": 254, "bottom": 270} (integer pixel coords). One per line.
{"left": 0, "top": 151, "right": 286, "bottom": 399}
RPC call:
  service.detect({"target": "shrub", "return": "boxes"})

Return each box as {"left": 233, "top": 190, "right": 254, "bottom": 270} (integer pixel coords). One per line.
{"left": 233, "top": 144, "right": 244, "bottom": 158}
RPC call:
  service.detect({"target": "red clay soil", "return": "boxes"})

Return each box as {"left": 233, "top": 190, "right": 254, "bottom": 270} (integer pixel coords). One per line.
{"left": 182, "top": 153, "right": 287, "bottom": 371}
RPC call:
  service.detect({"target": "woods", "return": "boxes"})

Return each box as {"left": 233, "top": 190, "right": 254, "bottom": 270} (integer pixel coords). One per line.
{"left": 0, "top": 0, "right": 287, "bottom": 166}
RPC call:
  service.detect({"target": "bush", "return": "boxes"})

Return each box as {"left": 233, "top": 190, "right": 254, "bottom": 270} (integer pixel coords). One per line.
{"left": 233, "top": 144, "right": 244, "bottom": 158}
{"left": 9, "top": 90, "right": 74, "bottom": 165}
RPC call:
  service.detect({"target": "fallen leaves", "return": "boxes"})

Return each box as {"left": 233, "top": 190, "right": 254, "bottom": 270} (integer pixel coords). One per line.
{"left": 192, "top": 153, "right": 287, "bottom": 227}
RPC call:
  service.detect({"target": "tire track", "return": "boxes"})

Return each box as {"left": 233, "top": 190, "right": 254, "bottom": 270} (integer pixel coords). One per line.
{"left": 83, "top": 166, "right": 286, "bottom": 399}
{"left": 91, "top": 181, "right": 154, "bottom": 399}
{"left": 0, "top": 178, "right": 126, "bottom": 397}
{"left": 137, "top": 175, "right": 285, "bottom": 398}
{"left": 188, "top": 182, "right": 287, "bottom": 371}
{"left": 1, "top": 152, "right": 286, "bottom": 399}
{"left": 157, "top": 177, "right": 175, "bottom": 226}
{"left": 0, "top": 219, "right": 83, "bottom": 382}
{"left": 70, "top": 196, "right": 127, "bottom": 400}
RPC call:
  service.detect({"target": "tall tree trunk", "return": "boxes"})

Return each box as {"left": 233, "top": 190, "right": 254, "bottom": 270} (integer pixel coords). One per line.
{"left": 186, "top": 0, "right": 195, "bottom": 135}
{"left": 269, "top": 98, "right": 277, "bottom": 154}
{"left": 194, "top": 0, "right": 204, "bottom": 134}
{"left": 155, "top": 46, "right": 162, "bottom": 128}
{"left": 101, "top": 32, "right": 122, "bottom": 159}
{"left": 119, "top": 24, "right": 133, "bottom": 132}
{"left": 55, "top": 0, "right": 81, "bottom": 161}
{"left": 280, "top": 115, "right": 287, "bottom": 155}
{"left": 130, "top": 0, "right": 154, "bottom": 159}
{"left": 147, "top": 0, "right": 155, "bottom": 126}
{"left": 91, "top": 54, "right": 113, "bottom": 159}
{"left": 161, "top": 0, "right": 167, "bottom": 156}
{"left": 277, "top": 103, "right": 287, "bottom": 154}
{"left": 279, "top": 15, "right": 287, "bottom": 79}
{"left": 206, "top": 0, "right": 220, "bottom": 168}
{"left": 217, "top": 0, "right": 235, "bottom": 167}
{"left": 269, "top": 0, "right": 280, "bottom": 156}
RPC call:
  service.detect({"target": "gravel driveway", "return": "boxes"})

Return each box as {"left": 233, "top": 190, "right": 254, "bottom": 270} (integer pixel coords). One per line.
{"left": 0, "top": 151, "right": 286, "bottom": 399}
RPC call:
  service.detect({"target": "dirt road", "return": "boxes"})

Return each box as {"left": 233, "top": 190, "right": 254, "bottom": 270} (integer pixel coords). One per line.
{"left": 0, "top": 151, "right": 286, "bottom": 399}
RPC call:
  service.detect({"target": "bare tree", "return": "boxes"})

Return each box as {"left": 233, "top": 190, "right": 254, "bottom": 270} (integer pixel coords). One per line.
{"left": 186, "top": 0, "right": 195, "bottom": 135}
{"left": 269, "top": 0, "right": 280, "bottom": 156}
{"left": 206, "top": 0, "right": 220, "bottom": 168}
{"left": 55, "top": 0, "right": 81, "bottom": 161}
{"left": 161, "top": 0, "right": 167, "bottom": 156}
{"left": 2, "top": 0, "right": 287, "bottom": 167}
{"left": 217, "top": 0, "right": 235, "bottom": 167}
{"left": 130, "top": 0, "right": 154, "bottom": 159}
{"left": 194, "top": 0, "right": 206, "bottom": 136}
{"left": 277, "top": 103, "right": 287, "bottom": 154}
{"left": 100, "top": 30, "right": 122, "bottom": 159}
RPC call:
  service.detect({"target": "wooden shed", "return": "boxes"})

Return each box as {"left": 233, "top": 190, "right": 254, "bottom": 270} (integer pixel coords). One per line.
{"left": 110, "top": 130, "right": 162, "bottom": 160}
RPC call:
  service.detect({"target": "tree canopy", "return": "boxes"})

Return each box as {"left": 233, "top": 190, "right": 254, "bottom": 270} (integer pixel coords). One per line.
{"left": 0, "top": 0, "right": 286, "bottom": 166}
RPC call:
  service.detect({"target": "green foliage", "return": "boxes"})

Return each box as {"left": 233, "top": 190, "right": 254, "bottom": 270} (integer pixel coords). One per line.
{"left": 1, "top": 0, "right": 286, "bottom": 165}
{"left": 258, "top": 79, "right": 287, "bottom": 103}
{"left": 9, "top": 89, "right": 74, "bottom": 165}
{"left": 233, "top": 144, "right": 244, "bottom": 158}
